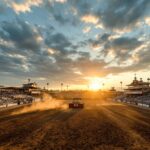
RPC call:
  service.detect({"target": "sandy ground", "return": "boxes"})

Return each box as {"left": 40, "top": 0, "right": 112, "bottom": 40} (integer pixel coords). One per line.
{"left": 0, "top": 101, "right": 149, "bottom": 150}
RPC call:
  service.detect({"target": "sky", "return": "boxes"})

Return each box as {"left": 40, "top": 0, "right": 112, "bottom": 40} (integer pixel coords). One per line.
{"left": 0, "top": 0, "right": 150, "bottom": 90}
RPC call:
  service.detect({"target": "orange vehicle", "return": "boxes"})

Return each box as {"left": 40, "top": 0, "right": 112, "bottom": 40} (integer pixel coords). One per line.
{"left": 69, "top": 98, "right": 84, "bottom": 108}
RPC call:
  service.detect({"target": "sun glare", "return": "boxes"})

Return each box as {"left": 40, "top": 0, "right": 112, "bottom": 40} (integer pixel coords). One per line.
{"left": 89, "top": 78, "right": 101, "bottom": 90}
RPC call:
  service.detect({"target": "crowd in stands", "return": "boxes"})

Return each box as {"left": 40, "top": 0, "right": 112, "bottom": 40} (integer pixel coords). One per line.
{"left": 115, "top": 93, "right": 150, "bottom": 107}
{"left": 0, "top": 89, "right": 34, "bottom": 107}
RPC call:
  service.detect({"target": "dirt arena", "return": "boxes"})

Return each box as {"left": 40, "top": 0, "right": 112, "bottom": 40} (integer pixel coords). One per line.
{"left": 0, "top": 100, "right": 149, "bottom": 150}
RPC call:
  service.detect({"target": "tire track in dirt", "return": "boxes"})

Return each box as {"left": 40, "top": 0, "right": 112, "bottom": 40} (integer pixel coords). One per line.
{"left": 105, "top": 104, "right": 150, "bottom": 142}
{"left": 101, "top": 105, "right": 150, "bottom": 150}
{"left": 95, "top": 107, "right": 133, "bottom": 149}
{"left": 36, "top": 108, "right": 133, "bottom": 150}
{"left": 0, "top": 103, "right": 149, "bottom": 150}
{"left": 106, "top": 104, "right": 150, "bottom": 125}
{"left": 0, "top": 109, "right": 62, "bottom": 148}
{"left": 0, "top": 109, "right": 58, "bottom": 138}
{"left": 35, "top": 109, "right": 96, "bottom": 150}
{"left": 0, "top": 109, "right": 79, "bottom": 150}
{"left": 23, "top": 110, "right": 80, "bottom": 150}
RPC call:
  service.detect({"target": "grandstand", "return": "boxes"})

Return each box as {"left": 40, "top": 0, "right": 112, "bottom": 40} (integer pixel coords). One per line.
{"left": 0, "top": 82, "right": 42, "bottom": 108}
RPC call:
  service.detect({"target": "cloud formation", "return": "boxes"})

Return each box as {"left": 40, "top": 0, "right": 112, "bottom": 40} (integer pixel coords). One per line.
{"left": 5, "top": 0, "right": 42, "bottom": 14}
{"left": 0, "top": 0, "right": 150, "bottom": 87}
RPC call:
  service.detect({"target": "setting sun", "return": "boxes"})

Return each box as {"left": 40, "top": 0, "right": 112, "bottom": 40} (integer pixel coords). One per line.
{"left": 89, "top": 78, "right": 101, "bottom": 90}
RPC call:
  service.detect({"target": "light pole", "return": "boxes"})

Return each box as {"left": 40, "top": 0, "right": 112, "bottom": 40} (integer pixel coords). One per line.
{"left": 66, "top": 85, "right": 69, "bottom": 91}
{"left": 61, "top": 83, "right": 63, "bottom": 91}
{"left": 147, "top": 78, "right": 150, "bottom": 83}
{"left": 46, "top": 82, "right": 49, "bottom": 91}
{"left": 28, "top": 78, "right": 30, "bottom": 83}
{"left": 102, "top": 83, "right": 105, "bottom": 90}
{"left": 120, "top": 81, "right": 123, "bottom": 91}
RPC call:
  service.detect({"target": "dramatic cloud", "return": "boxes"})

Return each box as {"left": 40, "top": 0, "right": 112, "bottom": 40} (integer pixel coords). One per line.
{"left": 5, "top": 0, "right": 42, "bottom": 14}
{"left": 145, "top": 17, "right": 150, "bottom": 26}
{"left": 0, "top": 19, "right": 42, "bottom": 51}
{"left": 45, "top": 32, "right": 74, "bottom": 54}
{"left": 70, "top": 0, "right": 150, "bottom": 30}
{"left": 101, "top": 35, "right": 142, "bottom": 64}
{"left": 81, "top": 14, "right": 99, "bottom": 24}
{"left": 95, "top": 0, "right": 150, "bottom": 30}
{"left": 0, "top": 0, "right": 150, "bottom": 87}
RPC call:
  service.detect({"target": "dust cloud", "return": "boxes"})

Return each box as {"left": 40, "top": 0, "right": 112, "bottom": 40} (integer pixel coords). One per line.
{"left": 11, "top": 94, "right": 68, "bottom": 115}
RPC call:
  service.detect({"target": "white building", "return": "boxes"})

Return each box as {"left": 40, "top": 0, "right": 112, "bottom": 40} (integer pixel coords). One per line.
{"left": 125, "top": 76, "right": 150, "bottom": 95}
